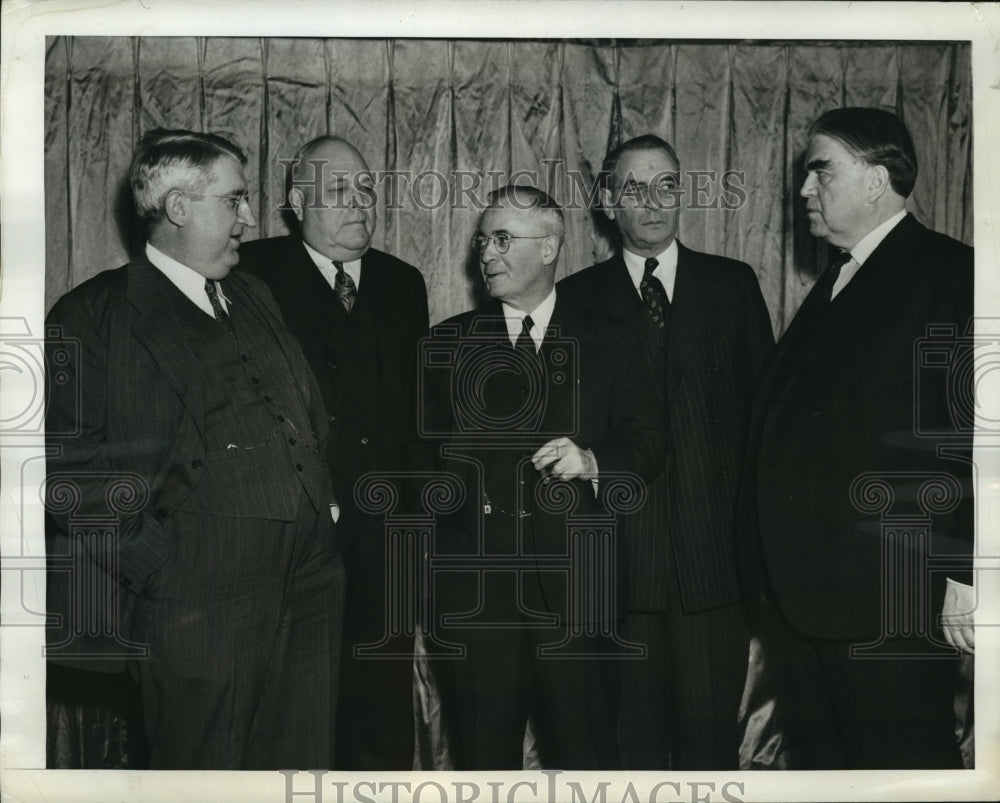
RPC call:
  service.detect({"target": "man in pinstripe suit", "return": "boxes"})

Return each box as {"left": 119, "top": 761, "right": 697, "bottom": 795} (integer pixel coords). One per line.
{"left": 558, "top": 134, "right": 774, "bottom": 769}
{"left": 45, "top": 129, "right": 346, "bottom": 770}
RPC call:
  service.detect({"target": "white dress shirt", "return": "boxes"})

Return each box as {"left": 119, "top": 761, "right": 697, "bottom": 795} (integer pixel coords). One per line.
{"left": 830, "top": 209, "right": 907, "bottom": 300}
{"left": 146, "top": 242, "right": 230, "bottom": 315}
{"left": 303, "top": 241, "right": 362, "bottom": 291}
{"left": 501, "top": 287, "right": 557, "bottom": 351}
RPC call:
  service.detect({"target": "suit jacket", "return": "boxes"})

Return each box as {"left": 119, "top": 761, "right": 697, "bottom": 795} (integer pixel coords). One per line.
{"left": 739, "top": 214, "right": 974, "bottom": 640}
{"left": 558, "top": 243, "right": 774, "bottom": 612}
{"left": 45, "top": 259, "right": 332, "bottom": 670}
{"left": 238, "top": 237, "right": 428, "bottom": 523}
{"left": 418, "top": 295, "right": 666, "bottom": 625}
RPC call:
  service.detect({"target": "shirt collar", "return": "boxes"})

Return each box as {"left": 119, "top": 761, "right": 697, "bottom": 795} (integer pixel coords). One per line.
{"left": 501, "top": 287, "right": 557, "bottom": 350}
{"left": 849, "top": 209, "right": 907, "bottom": 266}
{"left": 622, "top": 239, "right": 679, "bottom": 301}
{"left": 302, "top": 240, "right": 363, "bottom": 288}
{"left": 145, "top": 242, "right": 226, "bottom": 316}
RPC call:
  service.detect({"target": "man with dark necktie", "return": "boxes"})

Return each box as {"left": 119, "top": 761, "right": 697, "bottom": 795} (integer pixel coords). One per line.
{"left": 558, "top": 134, "right": 774, "bottom": 769}
{"left": 239, "top": 136, "right": 428, "bottom": 770}
{"left": 738, "top": 107, "right": 974, "bottom": 768}
{"left": 418, "top": 185, "right": 665, "bottom": 769}
{"left": 45, "top": 129, "right": 346, "bottom": 770}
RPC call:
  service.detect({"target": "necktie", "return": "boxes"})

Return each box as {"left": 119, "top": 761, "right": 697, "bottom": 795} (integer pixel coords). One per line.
{"left": 640, "top": 257, "right": 670, "bottom": 330}
{"left": 205, "top": 279, "right": 236, "bottom": 336}
{"left": 825, "top": 250, "right": 853, "bottom": 302}
{"left": 515, "top": 315, "right": 535, "bottom": 354}
{"left": 333, "top": 261, "right": 357, "bottom": 313}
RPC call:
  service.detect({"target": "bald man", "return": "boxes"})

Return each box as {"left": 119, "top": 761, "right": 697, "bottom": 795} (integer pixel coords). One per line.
{"left": 240, "top": 136, "right": 429, "bottom": 770}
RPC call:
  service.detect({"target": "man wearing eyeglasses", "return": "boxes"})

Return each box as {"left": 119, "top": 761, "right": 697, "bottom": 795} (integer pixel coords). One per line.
{"left": 239, "top": 135, "right": 428, "bottom": 770}
{"left": 45, "top": 128, "right": 346, "bottom": 770}
{"left": 418, "top": 185, "right": 665, "bottom": 769}
{"left": 558, "top": 134, "right": 774, "bottom": 770}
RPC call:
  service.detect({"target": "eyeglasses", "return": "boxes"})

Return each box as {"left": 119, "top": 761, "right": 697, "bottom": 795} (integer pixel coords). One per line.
{"left": 471, "top": 233, "right": 550, "bottom": 254}
{"left": 177, "top": 190, "right": 252, "bottom": 211}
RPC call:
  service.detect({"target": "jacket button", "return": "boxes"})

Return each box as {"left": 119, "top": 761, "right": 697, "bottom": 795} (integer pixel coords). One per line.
{"left": 288, "top": 437, "right": 296, "bottom": 446}
{"left": 327, "top": 414, "right": 336, "bottom": 423}
{"left": 361, "top": 437, "right": 369, "bottom": 445}
{"left": 296, "top": 464, "right": 304, "bottom": 472}
{"left": 264, "top": 395, "right": 273, "bottom": 403}
{"left": 241, "top": 354, "right": 250, "bottom": 363}
{"left": 191, "top": 459, "right": 203, "bottom": 470}
{"left": 277, "top": 415, "right": 285, "bottom": 423}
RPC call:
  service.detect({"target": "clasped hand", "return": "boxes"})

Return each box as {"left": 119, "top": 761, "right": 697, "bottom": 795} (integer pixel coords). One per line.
{"left": 531, "top": 437, "right": 597, "bottom": 482}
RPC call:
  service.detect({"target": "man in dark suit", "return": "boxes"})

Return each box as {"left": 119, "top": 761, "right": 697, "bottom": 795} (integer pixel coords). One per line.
{"left": 739, "top": 107, "right": 974, "bottom": 768}
{"left": 420, "top": 185, "right": 665, "bottom": 769}
{"left": 45, "top": 129, "right": 346, "bottom": 770}
{"left": 239, "top": 136, "right": 428, "bottom": 770}
{"left": 558, "top": 134, "right": 774, "bottom": 769}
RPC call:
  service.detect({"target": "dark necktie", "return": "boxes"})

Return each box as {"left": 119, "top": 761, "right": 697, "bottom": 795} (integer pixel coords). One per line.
{"left": 825, "top": 250, "right": 853, "bottom": 302}
{"left": 204, "top": 279, "right": 236, "bottom": 336}
{"left": 333, "top": 261, "right": 357, "bottom": 313}
{"left": 640, "top": 257, "right": 670, "bottom": 330}
{"left": 515, "top": 315, "right": 535, "bottom": 354}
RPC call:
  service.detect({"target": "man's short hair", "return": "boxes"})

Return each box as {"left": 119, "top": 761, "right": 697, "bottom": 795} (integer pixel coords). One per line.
{"left": 129, "top": 128, "right": 246, "bottom": 221}
{"left": 486, "top": 185, "right": 565, "bottom": 239}
{"left": 808, "top": 107, "right": 918, "bottom": 198}
{"left": 601, "top": 134, "right": 681, "bottom": 189}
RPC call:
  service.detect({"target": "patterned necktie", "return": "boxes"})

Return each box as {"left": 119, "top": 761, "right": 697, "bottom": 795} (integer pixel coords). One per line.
{"left": 825, "top": 250, "right": 853, "bottom": 302}
{"left": 640, "top": 257, "right": 670, "bottom": 329}
{"left": 333, "top": 261, "right": 357, "bottom": 313}
{"left": 515, "top": 314, "right": 535, "bottom": 354}
{"left": 204, "top": 279, "right": 236, "bottom": 336}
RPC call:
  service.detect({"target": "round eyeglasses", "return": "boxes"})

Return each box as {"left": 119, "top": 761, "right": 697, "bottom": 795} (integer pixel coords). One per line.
{"left": 471, "top": 233, "right": 549, "bottom": 254}
{"left": 177, "top": 190, "right": 252, "bottom": 211}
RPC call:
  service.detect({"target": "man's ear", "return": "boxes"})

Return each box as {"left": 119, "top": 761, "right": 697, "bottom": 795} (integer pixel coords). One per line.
{"left": 163, "top": 189, "right": 188, "bottom": 227}
{"left": 288, "top": 187, "right": 306, "bottom": 223}
{"left": 541, "top": 235, "right": 561, "bottom": 266}
{"left": 866, "top": 164, "right": 891, "bottom": 203}
{"left": 600, "top": 186, "right": 617, "bottom": 222}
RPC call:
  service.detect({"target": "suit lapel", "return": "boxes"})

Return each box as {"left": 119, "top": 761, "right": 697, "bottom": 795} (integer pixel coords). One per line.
{"left": 285, "top": 239, "right": 345, "bottom": 353}
{"left": 664, "top": 242, "right": 711, "bottom": 388}
{"left": 126, "top": 259, "right": 205, "bottom": 439}
{"left": 771, "top": 214, "right": 920, "bottom": 386}
{"left": 541, "top": 297, "right": 580, "bottom": 437}
{"left": 830, "top": 213, "right": 920, "bottom": 311}
{"left": 360, "top": 250, "right": 392, "bottom": 386}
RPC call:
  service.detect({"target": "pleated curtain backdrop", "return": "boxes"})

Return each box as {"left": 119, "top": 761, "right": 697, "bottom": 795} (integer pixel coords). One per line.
{"left": 44, "top": 37, "right": 972, "bottom": 331}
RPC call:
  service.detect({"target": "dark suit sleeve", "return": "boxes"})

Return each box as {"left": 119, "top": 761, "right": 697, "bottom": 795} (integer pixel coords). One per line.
{"left": 46, "top": 293, "right": 170, "bottom": 592}
{"left": 927, "top": 244, "right": 975, "bottom": 585}
{"left": 741, "top": 264, "right": 776, "bottom": 381}
{"left": 402, "top": 267, "right": 431, "bottom": 454}
{"left": 589, "top": 323, "right": 667, "bottom": 486}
